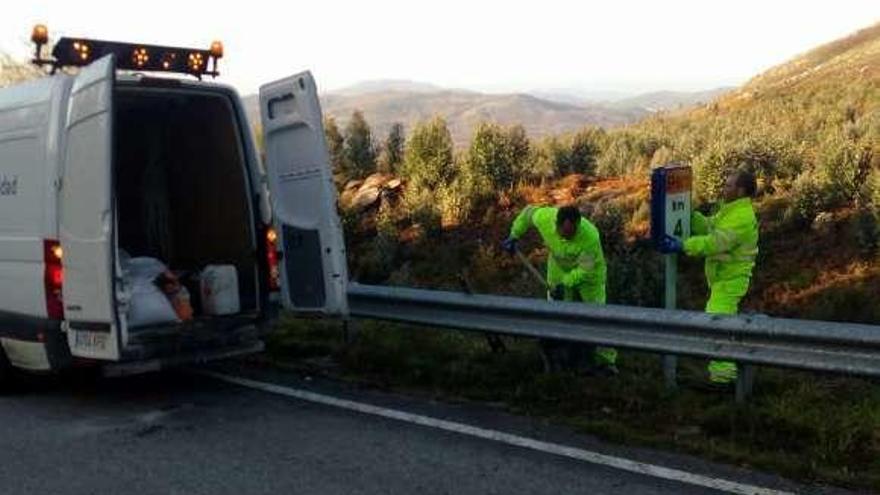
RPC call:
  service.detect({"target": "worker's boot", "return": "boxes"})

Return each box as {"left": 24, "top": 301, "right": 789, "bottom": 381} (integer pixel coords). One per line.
{"left": 587, "top": 347, "right": 619, "bottom": 377}
{"left": 707, "top": 360, "right": 737, "bottom": 390}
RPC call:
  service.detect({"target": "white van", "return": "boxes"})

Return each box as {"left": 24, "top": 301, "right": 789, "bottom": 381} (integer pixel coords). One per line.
{"left": 0, "top": 35, "right": 348, "bottom": 388}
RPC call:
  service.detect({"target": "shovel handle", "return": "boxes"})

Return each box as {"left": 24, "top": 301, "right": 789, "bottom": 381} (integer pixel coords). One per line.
{"left": 515, "top": 249, "right": 549, "bottom": 289}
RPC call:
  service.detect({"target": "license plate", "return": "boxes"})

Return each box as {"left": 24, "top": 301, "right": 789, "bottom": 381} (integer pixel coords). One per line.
{"left": 74, "top": 331, "right": 109, "bottom": 351}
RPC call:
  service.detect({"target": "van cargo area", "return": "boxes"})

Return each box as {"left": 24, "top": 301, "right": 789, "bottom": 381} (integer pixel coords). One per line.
{"left": 0, "top": 55, "right": 341, "bottom": 376}
{"left": 113, "top": 86, "right": 261, "bottom": 353}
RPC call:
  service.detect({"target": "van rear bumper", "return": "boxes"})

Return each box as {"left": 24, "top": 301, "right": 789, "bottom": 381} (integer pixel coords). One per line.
{"left": 0, "top": 311, "right": 273, "bottom": 373}
{"left": 111, "top": 315, "right": 269, "bottom": 376}
{"left": 104, "top": 339, "right": 264, "bottom": 377}
{"left": 122, "top": 313, "right": 269, "bottom": 362}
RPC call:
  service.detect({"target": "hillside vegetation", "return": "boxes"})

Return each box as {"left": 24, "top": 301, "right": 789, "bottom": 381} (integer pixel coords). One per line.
{"left": 275, "top": 22, "right": 880, "bottom": 489}
{"left": 332, "top": 22, "right": 880, "bottom": 321}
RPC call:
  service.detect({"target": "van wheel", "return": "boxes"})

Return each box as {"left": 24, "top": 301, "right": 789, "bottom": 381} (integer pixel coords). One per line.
{"left": 0, "top": 348, "right": 15, "bottom": 394}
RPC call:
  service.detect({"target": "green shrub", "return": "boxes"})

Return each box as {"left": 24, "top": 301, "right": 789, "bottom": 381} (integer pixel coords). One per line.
{"left": 852, "top": 207, "right": 879, "bottom": 257}
{"left": 343, "top": 110, "right": 377, "bottom": 179}
{"left": 607, "top": 246, "right": 663, "bottom": 308}
{"left": 437, "top": 177, "right": 473, "bottom": 226}
{"left": 507, "top": 124, "right": 531, "bottom": 180}
{"left": 567, "top": 127, "right": 604, "bottom": 176}
{"left": 597, "top": 133, "right": 639, "bottom": 177}
{"left": 817, "top": 132, "right": 866, "bottom": 205}
{"left": 339, "top": 205, "right": 362, "bottom": 244}
{"left": 785, "top": 172, "right": 836, "bottom": 227}
{"left": 467, "top": 122, "right": 517, "bottom": 191}
{"left": 401, "top": 116, "right": 455, "bottom": 191}
{"left": 733, "top": 134, "right": 804, "bottom": 192}
{"left": 588, "top": 202, "right": 627, "bottom": 255}
{"left": 402, "top": 187, "right": 443, "bottom": 239}
{"left": 864, "top": 168, "right": 880, "bottom": 211}
{"left": 528, "top": 136, "right": 568, "bottom": 182}
{"left": 596, "top": 130, "right": 662, "bottom": 178}
{"left": 692, "top": 143, "right": 730, "bottom": 202}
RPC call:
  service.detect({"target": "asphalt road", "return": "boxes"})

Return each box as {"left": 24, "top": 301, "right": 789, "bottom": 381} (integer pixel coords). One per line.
{"left": 0, "top": 363, "right": 849, "bottom": 495}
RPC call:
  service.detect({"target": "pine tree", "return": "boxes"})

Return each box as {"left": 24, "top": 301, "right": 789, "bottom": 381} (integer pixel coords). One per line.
{"left": 343, "top": 110, "right": 376, "bottom": 178}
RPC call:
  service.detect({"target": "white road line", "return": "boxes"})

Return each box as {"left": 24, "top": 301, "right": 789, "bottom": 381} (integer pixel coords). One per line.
{"left": 201, "top": 371, "right": 795, "bottom": 495}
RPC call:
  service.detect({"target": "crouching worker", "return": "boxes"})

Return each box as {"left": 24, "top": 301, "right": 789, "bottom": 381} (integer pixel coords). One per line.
{"left": 502, "top": 205, "right": 616, "bottom": 375}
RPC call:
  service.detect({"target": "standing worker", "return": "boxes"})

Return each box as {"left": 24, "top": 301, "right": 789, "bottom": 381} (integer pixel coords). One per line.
{"left": 502, "top": 205, "right": 616, "bottom": 375}
{"left": 663, "top": 170, "right": 759, "bottom": 386}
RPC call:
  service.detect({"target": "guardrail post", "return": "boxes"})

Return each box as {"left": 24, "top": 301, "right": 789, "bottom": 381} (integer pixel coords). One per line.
{"left": 733, "top": 314, "right": 765, "bottom": 403}
{"left": 663, "top": 254, "right": 679, "bottom": 391}
{"left": 735, "top": 364, "right": 756, "bottom": 403}
{"left": 342, "top": 319, "right": 358, "bottom": 345}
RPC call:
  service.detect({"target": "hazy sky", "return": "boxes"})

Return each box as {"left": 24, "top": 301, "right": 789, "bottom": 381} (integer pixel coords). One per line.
{"left": 3, "top": 1, "right": 878, "bottom": 95}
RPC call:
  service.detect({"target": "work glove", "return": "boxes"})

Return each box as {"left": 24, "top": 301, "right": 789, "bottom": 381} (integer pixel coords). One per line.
{"left": 658, "top": 234, "right": 684, "bottom": 254}
{"left": 501, "top": 237, "right": 519, "bottom": 255}
{"left": 550, "top": 284, "right": 566, "bottom": 301}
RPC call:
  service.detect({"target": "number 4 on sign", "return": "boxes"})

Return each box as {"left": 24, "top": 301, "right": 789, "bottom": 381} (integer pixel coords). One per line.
{"left": 673, "top": 219, "right": 683, "bottom": 238}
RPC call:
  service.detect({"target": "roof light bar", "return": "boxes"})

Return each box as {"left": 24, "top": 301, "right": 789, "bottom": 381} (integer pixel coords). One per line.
{"left": 29, "top": 25, "right": 222, "bottom": 79}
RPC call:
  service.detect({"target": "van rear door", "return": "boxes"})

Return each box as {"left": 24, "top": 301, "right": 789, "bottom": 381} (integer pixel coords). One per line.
{"left": 259, "top": 71, "right": 348, "bottom": 316}
{"left": 60, "top": 54, "right": 123, "bottom": 360}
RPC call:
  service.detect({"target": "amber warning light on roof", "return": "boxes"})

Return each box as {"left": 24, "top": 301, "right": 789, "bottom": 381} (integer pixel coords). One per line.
{"left": 30, "top": 24, "right": 224, "bottom": 79}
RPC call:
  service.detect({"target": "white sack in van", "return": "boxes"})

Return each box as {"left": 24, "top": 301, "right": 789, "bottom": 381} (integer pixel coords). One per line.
{"left": 200, "top": 265, "right": 240, "bottom": 316}
{"left": 125, "top": 256, "right": 167, "bottom": 281}
{"left": 124, "top": 257, "right": 180, "bottom": 328}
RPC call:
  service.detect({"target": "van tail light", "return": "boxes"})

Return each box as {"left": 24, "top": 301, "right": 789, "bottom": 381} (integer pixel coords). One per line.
{"left": 44, "top": 239, "right": 64, "bottom": 320}
{"left": 265, "top": 226, "right": 281, "bottom": 292}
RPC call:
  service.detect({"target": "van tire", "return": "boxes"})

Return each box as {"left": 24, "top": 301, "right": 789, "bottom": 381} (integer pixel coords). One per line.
{"left": 0, "top": 347, "right": 15, "bottom": 395}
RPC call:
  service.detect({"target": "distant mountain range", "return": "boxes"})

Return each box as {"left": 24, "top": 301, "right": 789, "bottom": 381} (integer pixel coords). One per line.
{"left": 527, "top": 87, "right": 731, "bottom": 111}
{"left": 606, "top": 88, "right": 731, "bottom": 112}
{"left": 317, "top": 89, "right": 650, "bottom": 144}
{"left": 330, "top": 79, "right": 446, "bottom": 95}
{"left": 242, "top": 82, "right": 729, "bottom": 144}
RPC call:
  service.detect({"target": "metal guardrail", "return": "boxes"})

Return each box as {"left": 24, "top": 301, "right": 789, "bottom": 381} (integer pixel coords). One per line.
{"left": 348, "top": 283, "right": 880, "bottom": 378}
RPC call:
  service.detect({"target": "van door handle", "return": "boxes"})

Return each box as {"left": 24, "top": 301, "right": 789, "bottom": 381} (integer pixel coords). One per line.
{"left": 267, "top": 93, "right": 295, "bottom": 120}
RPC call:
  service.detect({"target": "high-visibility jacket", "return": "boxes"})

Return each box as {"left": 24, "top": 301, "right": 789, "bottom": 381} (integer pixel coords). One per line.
{"left": 510, "top": 206, "right": 607, "bottom": 304}
{"left": 684, "top": 197, "right": 759, "bottom": 304}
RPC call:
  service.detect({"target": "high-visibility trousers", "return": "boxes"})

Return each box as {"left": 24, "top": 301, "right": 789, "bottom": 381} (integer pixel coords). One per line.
{"left": 705, "top": 278, "right": 749, "bottom": 383}
{"left": 553, "top": 285, "right": 617, "bottom": 367}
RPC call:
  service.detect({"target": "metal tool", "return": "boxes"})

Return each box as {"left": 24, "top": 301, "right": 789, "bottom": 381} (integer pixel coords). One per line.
{"left": 515, "top": 248, "right": 549, "bottom": 289}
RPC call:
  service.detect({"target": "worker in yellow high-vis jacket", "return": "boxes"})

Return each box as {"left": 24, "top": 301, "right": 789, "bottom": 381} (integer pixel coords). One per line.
{"left": 502, "top": 205, "right": 616, "bottom": 375}
{"left": 663, "top": 170, "right": 759, "bottom": 385}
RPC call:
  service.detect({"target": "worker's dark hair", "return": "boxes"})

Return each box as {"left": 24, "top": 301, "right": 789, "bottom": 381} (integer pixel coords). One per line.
{"left": 556, "top": 205, "right": 581, "bottom": 226}
{"left": 734, "top": 170, "right": 757, "bottom": 198}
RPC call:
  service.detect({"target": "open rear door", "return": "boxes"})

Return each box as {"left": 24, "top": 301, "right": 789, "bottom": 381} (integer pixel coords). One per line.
{"left": 60, "top": 55, "right": 122, "bottom": 359}
{"left": 259, "top": 71, "right": 348, "bottom": 316}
